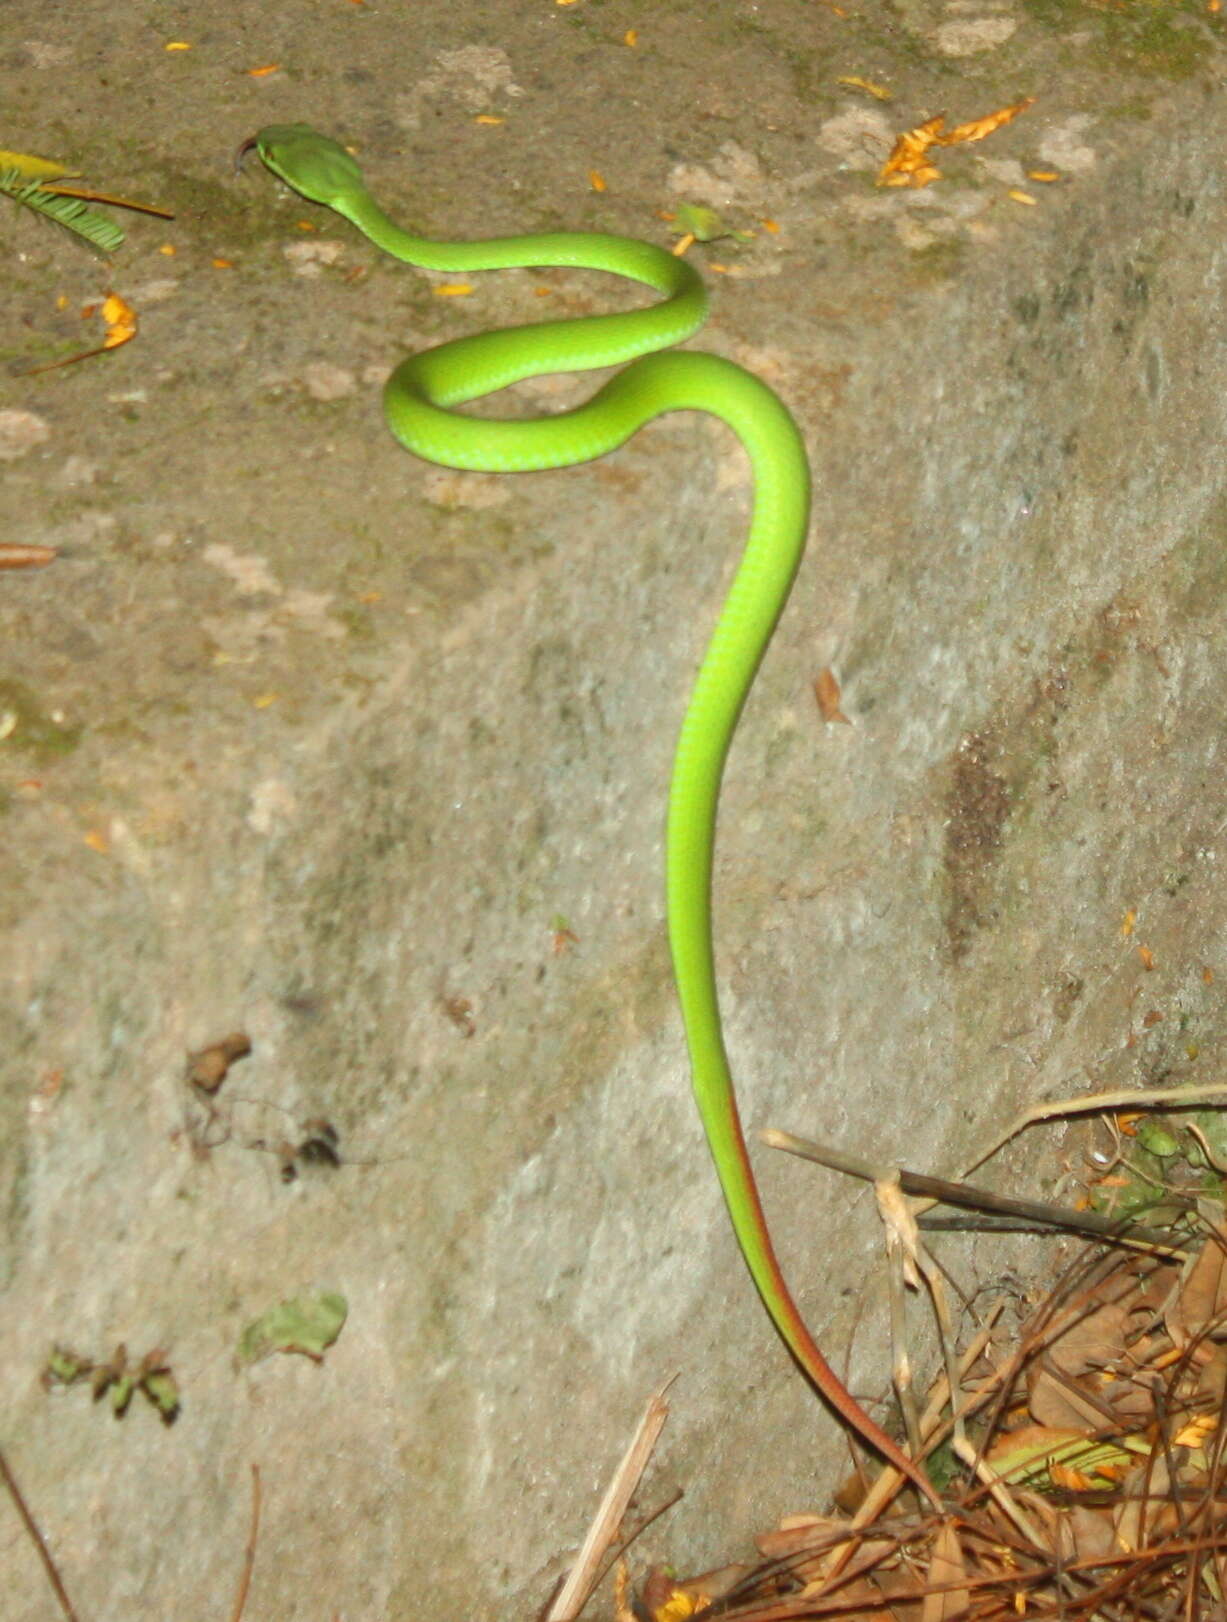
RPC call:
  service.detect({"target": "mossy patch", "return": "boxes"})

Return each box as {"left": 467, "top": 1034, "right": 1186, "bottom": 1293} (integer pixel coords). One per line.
{"left": 1022, "top": 0, "right": 1213, "bottom": 80}
{"left": 0, "top": 679, "right": 83, "bottom": 763}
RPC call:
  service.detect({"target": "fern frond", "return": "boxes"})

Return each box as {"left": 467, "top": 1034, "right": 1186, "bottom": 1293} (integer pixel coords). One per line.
{"left": 1, "top": 168, "right": 124, "bottom": 253}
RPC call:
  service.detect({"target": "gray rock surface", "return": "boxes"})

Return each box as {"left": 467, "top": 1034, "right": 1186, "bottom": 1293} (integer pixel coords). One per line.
{"left": 3, "top": 2, "right": 1226, "bottom": 1616}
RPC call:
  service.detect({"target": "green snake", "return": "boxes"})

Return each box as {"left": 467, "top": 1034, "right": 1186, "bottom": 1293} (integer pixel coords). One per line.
{"left": 251, "top": 123, "right": 935, "bottom": 1503}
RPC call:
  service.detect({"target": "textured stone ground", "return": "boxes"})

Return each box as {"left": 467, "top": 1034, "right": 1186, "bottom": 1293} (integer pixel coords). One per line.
{"left": 3, "top": 2, "right": 1226, "bottom": 1616}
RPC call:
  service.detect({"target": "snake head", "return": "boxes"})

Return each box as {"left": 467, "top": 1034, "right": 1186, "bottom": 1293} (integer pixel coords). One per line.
{"left": 244, "top": 123, "right": 365, "bottom": 209}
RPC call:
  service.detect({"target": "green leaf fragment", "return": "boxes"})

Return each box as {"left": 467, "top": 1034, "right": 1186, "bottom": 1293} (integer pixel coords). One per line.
{"left": 109, "top": 1373, "right": 136, "bottom": 1417}
{"left": 1, "top": 169, "right": 124, "bottom": 254}
{"left": 237, "top": 1290, "right": 348, "bottom": 1366}
{"left": 991, "top": 1429, "right": 1140, "bottom": 1489}
{"left": 141, "top": 1369, "right": 181, "bottom": 1423}
{"left": 44, "top": 1347, "right": 91, "bottom": 1386}
{"left": 1134, "top": 1120, "right": 1181, "bottom": 1159}
{"left": 670, "top": 202, "right": 754, "bottom": 246}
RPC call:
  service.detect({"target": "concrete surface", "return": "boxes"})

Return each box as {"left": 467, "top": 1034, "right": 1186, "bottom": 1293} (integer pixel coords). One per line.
{"left": 2, "top": 1, "right": 1226, "bottom": 1617}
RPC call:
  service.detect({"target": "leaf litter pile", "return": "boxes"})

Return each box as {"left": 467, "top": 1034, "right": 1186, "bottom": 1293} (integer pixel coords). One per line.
{"left": 612, "top": 1218, "right": 1227, "bottom": 1622}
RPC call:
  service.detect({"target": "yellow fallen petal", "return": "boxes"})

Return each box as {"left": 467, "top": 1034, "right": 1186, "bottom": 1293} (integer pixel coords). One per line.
{"left": 836, "top": 75, "right": 892, "bottom": 100}
{"left": 0, "top": 148, "right": 71, "bottom": 180}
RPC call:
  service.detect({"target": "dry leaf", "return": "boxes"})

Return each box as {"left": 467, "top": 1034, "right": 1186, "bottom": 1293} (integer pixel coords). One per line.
{"left": 642, "top": 1568, "right": 697, "bottom": 1621}
{"left": 1054, "top": 1503, "right": 1117, "bottom": 1565}
{"left": 24, "top": 290, "right": 139, "bottom": 377}
{"left": 99, "top": 291, "right": 137, "bottom": 350}
{"left": 877, "top": 98, "right": 1033, "bottom": 189}
{"left": 186, "top": 1031, "right": 252, "bottom": 1094}
{"left": 1099, "top": 1373, "right": 1168, "bottom": 1422}
{"left": 837, "top": 74, "right": 892, "bottom": 100}
{"left": 1028, "top": 1366, "right": 1113, "bottom": 1432}
{"left": 877, "top": 114, "right": 946, "bottom": 187}
{"left": 921, "top": 1520, "right": 968, "bottom": 1621}
{"left": 1166, "top": 1225, "right": 1227, "bottom": 1349}
{"left": 941, "top": 97, "right": 1035, "bottom": 146}
{"left": 1115, "top": 1452, "right": 1169, "bottom": 1552}
{"left": 1044, "top": 1301, "right": 1130, "bottom": 1378}
{"left": 759, "top": 1515, "right": 894, "bottom": 1590}
{"left": 814, "top": 666, "right": 851, "bottom": 724}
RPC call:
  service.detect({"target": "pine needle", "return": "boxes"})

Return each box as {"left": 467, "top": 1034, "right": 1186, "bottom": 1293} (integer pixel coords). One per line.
{"left": 1, "top": 168, "right": 123, "bottom": 254}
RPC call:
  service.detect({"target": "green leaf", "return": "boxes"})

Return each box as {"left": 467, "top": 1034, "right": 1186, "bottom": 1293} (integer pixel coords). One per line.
{"left": 990, "top": 1428, "right": 1139, "bottom": 1489}
{"left": 43, "top": 1347, "right": 91, "bottom": 1386}
{"left": 236, "top": 1290, "right": 348, "bottom": 1366}
{"left": 670, "top": 202, "right": 754, "bottom": 246}
{"left": 140, "top": 1370, "right": 181, "bottom": 1424}
{"left": 1, "top": 169, "right": 124, "bottom": 254}
{"left": 109, "top": 1373, "right": 136, "bottom": 1418}
{"left": 1134, "top": 1119, "right": 1181, "bottom": 1159}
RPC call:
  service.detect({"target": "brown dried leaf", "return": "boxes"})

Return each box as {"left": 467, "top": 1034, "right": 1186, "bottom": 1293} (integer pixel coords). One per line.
{"left": 835, "top": 1574, "right": 921, "bottom": 1620}
{"left": 939, "top": 97, "right": 1035, "bottom": 147}
{"left": 1054, "top": 1503, "right": 1117, "bottom": 1565}
{"left": 1166, "top": 1225, "right": 1227, "bottom": 1349}
{"left": 814, "top": 666, "right": 851, "bottom": 724}
{"left": 1046, "top": 1300, "right": 1131, "bottom": 1377}
{"left": 761, "top": 1515, "right": 896, "bottom": 1591}
{"left": 879, "top": 159, "right": 942, "bottom": 190}
{"left": 186, "top": 1031, "right": 252, "bottom": 1094}
{"left": 1099, "top": 1373, "right": 1165, "bottom": 1422}
{"left": 877, "top": 114, "right": 947, "bottom": 186}
{"left": 1115, "top": 1452, "right": 1169, "bottom": 1552}
{"left": 921, "top": 1520, "right": 968, "bottom": 1622}
{"left": 1028, "top": 1366, "right": 1113, "bottom": 1431}
{"left": 877, "top": 99, "right": 1034, "bottom": 189}
{"left": 1192, "top": 1342, "right": 1227, "bottom": 1405}
{"left": 1127, "top": 1260, "right": 1183, "bottom": 1318}
{"left": 667, "top": 1563, "right": 747, "bottom": 1612}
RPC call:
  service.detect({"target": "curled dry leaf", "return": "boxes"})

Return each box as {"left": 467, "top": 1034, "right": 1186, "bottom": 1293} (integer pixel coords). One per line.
{"left": 942, "top": 98, "right": 1036, "bottom": 145}
{"left": 813, "top": 666, "right": 851, "bottom": 724}
{"left": 878, "top": 97, "right": 1035, "bottom": 188}
{"left": 186, "top": 1031, "right": 252, "bottom": 1095}
{"left": 1165, "top": 1222, "right": 1227, "bottom": 1351}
